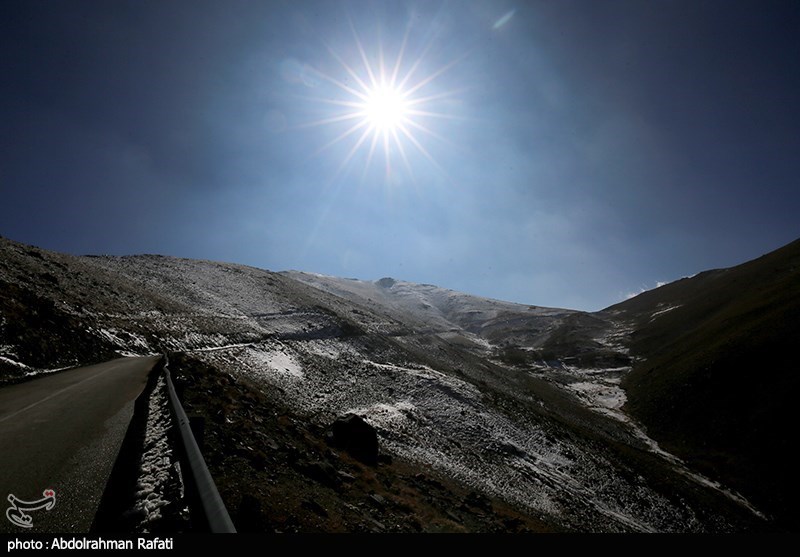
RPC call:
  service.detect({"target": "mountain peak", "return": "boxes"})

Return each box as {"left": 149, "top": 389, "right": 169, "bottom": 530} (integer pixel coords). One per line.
{"left": 375, "top": 277, "right": 396, "bottom": 288}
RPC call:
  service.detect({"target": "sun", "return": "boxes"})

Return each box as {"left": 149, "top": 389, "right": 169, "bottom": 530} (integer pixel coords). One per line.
{"left": 362, "top": 83, "right": 409, "bottom": 133}
{"left": 298, "top": 22, "right": 460, "bottom": 180}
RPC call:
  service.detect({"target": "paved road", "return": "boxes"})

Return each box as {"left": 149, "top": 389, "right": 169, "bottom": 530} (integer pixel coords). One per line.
{"left": 0, "top": 356, "right": 159, "bottom": 533}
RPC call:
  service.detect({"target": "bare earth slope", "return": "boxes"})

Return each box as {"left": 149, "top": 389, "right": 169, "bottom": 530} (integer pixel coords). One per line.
{"left": 0, "top": 235, "right": 787, "bottom": 532}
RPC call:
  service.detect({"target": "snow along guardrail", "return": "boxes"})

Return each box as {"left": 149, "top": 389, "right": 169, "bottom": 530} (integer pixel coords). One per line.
{"left": 162, "top": 353, "right": 236, "bottom": 533}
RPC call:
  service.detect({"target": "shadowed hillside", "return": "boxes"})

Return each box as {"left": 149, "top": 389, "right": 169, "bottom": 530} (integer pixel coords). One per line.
{"left": 609, "top": 238, "right": 800, "bottom": 529}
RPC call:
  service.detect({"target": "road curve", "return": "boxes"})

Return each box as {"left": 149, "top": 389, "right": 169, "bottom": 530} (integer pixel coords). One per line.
{"left": 0, "top": 356, "right": 159, "bottom": 533}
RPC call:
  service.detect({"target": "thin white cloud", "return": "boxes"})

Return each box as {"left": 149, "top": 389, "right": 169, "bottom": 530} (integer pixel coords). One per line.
{"left": 492, "top": 9, "right": 516, "bottom": 30}
{"left": 624, "top": 280, "right": 668, "bottom": 300}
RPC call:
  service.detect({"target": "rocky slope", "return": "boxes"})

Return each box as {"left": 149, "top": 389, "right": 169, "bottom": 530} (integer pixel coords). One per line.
{"left": 0, "top": 234, "right": 788, "bottom": 532}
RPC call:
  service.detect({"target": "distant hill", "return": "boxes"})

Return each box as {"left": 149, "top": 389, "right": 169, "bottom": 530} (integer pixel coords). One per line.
{"left": 283, "top": 271, "right": 624, "bottom": 369}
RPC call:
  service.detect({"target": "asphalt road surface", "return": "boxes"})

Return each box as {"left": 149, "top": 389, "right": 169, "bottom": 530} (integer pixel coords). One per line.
{"left": 0, "top": 356, "right": 159, "bottom": 533}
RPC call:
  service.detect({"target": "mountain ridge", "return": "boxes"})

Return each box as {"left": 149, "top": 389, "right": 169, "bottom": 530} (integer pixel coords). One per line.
{"left": 1, "top": 233, "right": 796, "bottom": 531}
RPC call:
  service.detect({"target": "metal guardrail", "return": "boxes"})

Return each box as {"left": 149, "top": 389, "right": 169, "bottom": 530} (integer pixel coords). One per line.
{"left": 162, "top": 354, "right": 236, "bottom": 533}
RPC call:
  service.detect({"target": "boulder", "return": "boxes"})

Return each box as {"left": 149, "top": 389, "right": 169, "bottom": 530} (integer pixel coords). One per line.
{"left": 328, "top": 414, "right": 379, "bottom": 465}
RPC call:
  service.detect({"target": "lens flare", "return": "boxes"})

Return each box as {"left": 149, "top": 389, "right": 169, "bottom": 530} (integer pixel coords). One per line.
{"left": 300, "top": 20, "right": 462, "bottom": 181}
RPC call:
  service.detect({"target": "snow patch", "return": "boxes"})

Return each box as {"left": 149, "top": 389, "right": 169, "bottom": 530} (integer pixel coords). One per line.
{"left": 0, "top": 355, "right": 31, "bottom": 369}
{"left": 244, "top": 345, "right": 303, "bottom": 378}
{"left": 568, "top": 381, "right": 627, "bottom": 410}
{"left": 131, "top": 374, "right": 188, "bottom": 531}
{"left": 300, "top": 339, "right": 359, "bottom": 360}
{"left": 190, "top": 342, "right": 254, "bottom": 353}
{"left": 650, "top": 304, "right": 681, "bottom": 321}
{"left": 95, "top": 327, "right": 151, "bottom": 353}
{"left": 595, "top": 322, "right": 632, "bottom": 355}
{"left": 351, "top": 400, "right": 418, "bottom": 430}
{"left": 624, "top": 419, "right": 767, "bottom": 520}
{"left": 364, "top": 360, "right": 481, "bottom": 401}
{"left": 23, "top": 365, "right": 73, "bottom": 378}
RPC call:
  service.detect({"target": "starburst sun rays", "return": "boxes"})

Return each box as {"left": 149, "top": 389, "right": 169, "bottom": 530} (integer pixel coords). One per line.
{"left": 301, "top": 24, "right": 462, "bottom": 181}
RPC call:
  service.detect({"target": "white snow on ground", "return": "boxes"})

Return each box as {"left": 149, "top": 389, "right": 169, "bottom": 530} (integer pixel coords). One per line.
{"left": 624, "top": 420, "right": 768, "bottom": 520}
{"left": 364, "top": 393, "right": 668, "bottom": 532}
{"left": 533, "top": 320, "right": 636, "bottom": 424}
{"left": 175, "top": 332, "right": 230, "bottom": 351}
{"left": 0, "top": 344, "right": 40, "bottom": 372}
{"left": 21, "top": 365, "right": 73, "bottom": 378}
{"left": 24, "top": 367, "right": 62, "bottom": 377}
{"left": 557, "top": 360, "right": 767, "bottom": 520}
{"left": 365, "top": 360, "right": 478, "bottom": 392}
{"left": 297, "top": 338, "right": 360, "bottom": 360}
{"left": 0, "top": 355, "right": 31, "bottom": 369}
{"left": 0, "top": 352, "right": 71, "bottom": 379}
{"left": 595, "top": 321, "right": 633, "bottom": 355}
{"left": 90, "top": 256, "right": 293, "bottom": 319}
{"left": 94, "top": 327, "right": 151, "bottom": 353}
{"left": 349, "top": 400, "right": 418, "bottom": 430}
{"left": 461, "top": 332, "right": 494, "bottom": 350}
{"left": 568, "top": 381, "right": 627, "bottom": 410}
{"left": 0, "top": 342, "right": 16, "bottom": 354}
{"left": 528, "top": 319, "right": 766, "bottom": 523}
{"left": 285, "top": 271, "right": 573, "bottom": 334}
{"left": 536, "top": 318, "right": 764, "bottom": 520}
{"left": 132, "top": 375, "right": 187, "bottom": 531}
{"left": 540, "top": 359, "right": 764, "bottom": 519}
{"left": 193, "top": 338, "right": 698, "bottom": 532}
{"left": 189, "top": 342, "right": 255, "bottom": 353}
{"left": 339, "top": 366, "right": 585, "bottom": 523}
{"left": 650, "top": 304, "right": 681, "bottom": 321}
{"left": 47, "top": 252, "right": 760, "bottom": 529}
{"left": 242, "top": 345, "right": 303, "bottom": 379}
{"left": 437, "top": 330, "right": 494, "bottom": 352}
{"left": 535, "top": 358, "right": 631, "bottom": 421}
{"left": 678, "top": 469, "right": 767, "bottom": 519}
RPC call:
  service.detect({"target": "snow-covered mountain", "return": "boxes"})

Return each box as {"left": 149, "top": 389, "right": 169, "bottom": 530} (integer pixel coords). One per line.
{"left": 283, "top": 271, "right": 574, "bottom": 332}
{"left": 1, "top": 235, "right": 794, "bottom": 532}
{"left": 284, "top": 271, "right": 628, "bottom": 368}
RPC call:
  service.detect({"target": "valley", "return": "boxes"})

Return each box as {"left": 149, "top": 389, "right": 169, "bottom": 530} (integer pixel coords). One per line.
{"left": 1, "top": 235, "right": 795, "bottom": 532}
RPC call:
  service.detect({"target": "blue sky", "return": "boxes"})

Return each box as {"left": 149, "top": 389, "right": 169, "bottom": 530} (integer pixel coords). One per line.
{"left": 2, "top": 0, "right": 798, "bottom": 311}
